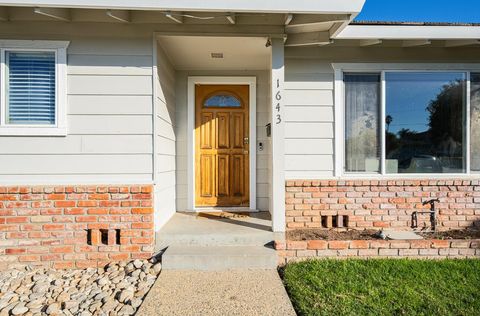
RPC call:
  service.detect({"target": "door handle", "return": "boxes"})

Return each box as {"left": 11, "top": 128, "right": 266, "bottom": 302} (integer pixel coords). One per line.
{"left": 244, "top": 137, "right": 249, "bottom": 145}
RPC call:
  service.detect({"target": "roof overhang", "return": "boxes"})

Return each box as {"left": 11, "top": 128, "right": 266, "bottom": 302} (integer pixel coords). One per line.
{"left": 0, "top": 0, "right": 365, "bottom": 14}
{"left": 335, "top": 25, "right": 480, "bottom": 40}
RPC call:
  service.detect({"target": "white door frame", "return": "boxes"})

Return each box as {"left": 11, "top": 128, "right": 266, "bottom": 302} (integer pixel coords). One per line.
{"left": 187, "top": 76, "right": 257, "bottom": 211}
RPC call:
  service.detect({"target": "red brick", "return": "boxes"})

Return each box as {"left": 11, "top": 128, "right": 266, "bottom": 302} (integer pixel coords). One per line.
{"left": 132, "top": 222, "right": 153, "bottom": 229}
{"left": 44, "top": 194, "right": 66, "bottom": 200}
{"left": 130, "top": 237, "right": 153, "bottom": 244}
{"left": 107, "top": 229, "right": 117, "bottom": 246}
{"left": 6, "top": 217, "right": 28, "bottom": 223}
{"left": 350, "top": 240, "right": 369, "bottom": 249}
{"left": 53, "top": 261, "right": 75, "bottom": 269}
{"left": 88, "top": 194, "right": 109, "bottom": 200}
{"left": 5, "top": 248, "right": 26, "bottom": 254}
{"left": 76, "top": 216, "right": 97, "bottom": 222}
{"left": 286, "top": 241, "right": 307, "bottom": 250}
{"left": 109, "top": 253, "right": 130, "bottom": 261}
{"left": 64, "top": 208, "right": 85, "bottom": 215}
{"left": 431, "top": 240, "right": 449, "bottom": 248}
{"left": 132, "top": 208, "right": 153, "bottom": 214}
{"left": 307, "top": 240, "right": 328, "bottom": 250}
{"left": 141, "top": 186, "right": 153, "bottom": 193}
{"left": 78, "top": 201, "right": 97, "bottom": 207}
{"left": 54, "top": 201, "right": 76, "bottom": 207}
{"left": 43, "top": 224, "right": 64, "bottom": 231}
{"left": 328, "top": 241, "right": 349, "bottom": 249}
{"left": 51, "top": 245, "right": 74, "bottom": 253}
{"left": 87, "top": 208, "right": 109, "bottom": 215}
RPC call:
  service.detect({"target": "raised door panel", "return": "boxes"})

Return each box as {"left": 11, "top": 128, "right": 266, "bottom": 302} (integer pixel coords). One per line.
{"left": 200, "top": 155, "right": 213, "bottom": 197}
{"left": 216, "top": 154, "right": 230, "bottom": 197}
{"left": 232, "top": 113, "right": 245, "bottom": 149}
{"left": 200, "top": 113, "right": 213, "bottom": 149}
{"left": 216, "top": 112, "right": 230, "bottom": 149}
{"left": 231, "top": 154, "right": 245, "bottom": 197}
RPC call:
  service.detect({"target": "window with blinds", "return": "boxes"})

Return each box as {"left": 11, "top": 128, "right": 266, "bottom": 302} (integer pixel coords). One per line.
{"left": 6, "top": 51, "right": 56, "bottom": 125}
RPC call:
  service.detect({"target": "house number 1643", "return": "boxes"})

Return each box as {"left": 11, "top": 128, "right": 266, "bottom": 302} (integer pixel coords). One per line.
{"left": 275, "top": 79, "right": 282, "bottom": 124}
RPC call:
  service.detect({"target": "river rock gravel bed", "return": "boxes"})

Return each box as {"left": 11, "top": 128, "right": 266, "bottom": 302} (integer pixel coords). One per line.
{"left": 0, "top": 258, "right": 161, "bottom": 316}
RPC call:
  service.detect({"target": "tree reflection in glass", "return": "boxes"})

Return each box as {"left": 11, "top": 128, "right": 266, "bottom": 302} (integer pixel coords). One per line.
{"left": 385, "top": 72, "right": 466, "bottom": 173}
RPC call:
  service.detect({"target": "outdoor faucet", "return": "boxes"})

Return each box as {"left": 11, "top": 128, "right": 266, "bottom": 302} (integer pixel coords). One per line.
{"left": 412, "top": 198, "right": 439, "bottom": 232}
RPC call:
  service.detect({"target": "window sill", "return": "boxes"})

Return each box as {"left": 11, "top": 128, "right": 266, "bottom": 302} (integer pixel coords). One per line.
{"left": 0, "top": 127, "right": 67, "bottom": 136}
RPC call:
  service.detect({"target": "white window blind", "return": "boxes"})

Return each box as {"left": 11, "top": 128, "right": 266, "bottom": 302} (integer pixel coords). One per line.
{"left": 6, "top": 51, "right": 56, "bottom": 125}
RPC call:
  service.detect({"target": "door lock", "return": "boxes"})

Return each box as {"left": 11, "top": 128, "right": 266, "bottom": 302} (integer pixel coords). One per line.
{"left": 244, "top": 137, "right": 249, "bottom": 145}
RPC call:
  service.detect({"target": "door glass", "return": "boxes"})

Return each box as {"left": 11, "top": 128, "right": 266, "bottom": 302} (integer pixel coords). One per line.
{"left": 204, "top": 94, "right": 241, "bottom": 108}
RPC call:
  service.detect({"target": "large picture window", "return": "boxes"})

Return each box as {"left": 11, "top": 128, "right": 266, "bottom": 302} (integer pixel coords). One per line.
{"left": 342, "top": 69, "right": 474, "bottom": 175}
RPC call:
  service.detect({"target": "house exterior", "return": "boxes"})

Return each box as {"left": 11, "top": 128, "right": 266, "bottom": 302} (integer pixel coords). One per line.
{"left": 0, "top": 0, "right": 479, "bottom": 268}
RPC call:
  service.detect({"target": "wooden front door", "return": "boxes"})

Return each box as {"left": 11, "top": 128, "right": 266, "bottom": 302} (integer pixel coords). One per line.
{"left": 195, "top": 84, "right": 250, "bottom": 207}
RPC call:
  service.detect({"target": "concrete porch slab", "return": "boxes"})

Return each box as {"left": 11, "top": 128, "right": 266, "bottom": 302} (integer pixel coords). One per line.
{"left": 384, "top": 230, "right": 424, "bottom": 240}
{"left": 156, "top": 212, "right": 283, "bottom": 249}
{"left": 137, "top": 270, "right": 296, "bottom": 316}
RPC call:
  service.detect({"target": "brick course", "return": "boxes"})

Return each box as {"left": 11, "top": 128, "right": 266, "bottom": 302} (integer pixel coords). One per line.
{"left": 0, "top": 185, "right": 154, "bottom": 269}
{"left": 286, "top": 179, "right": 480, "bottom": 231}
{"left": 275, "top": 239, "right": 480, "bottom": 264}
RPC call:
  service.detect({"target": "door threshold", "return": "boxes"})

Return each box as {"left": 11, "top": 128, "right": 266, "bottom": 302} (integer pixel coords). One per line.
{"left": 190, "top": 207, "right": 258, "bottom": 213}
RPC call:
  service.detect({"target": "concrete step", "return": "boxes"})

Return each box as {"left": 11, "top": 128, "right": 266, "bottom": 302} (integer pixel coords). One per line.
{"left": 161, "top": 245, "right": 278, "bottom": 270}
{"left": 156, "top": 231, "right": 281, "bottom": 248}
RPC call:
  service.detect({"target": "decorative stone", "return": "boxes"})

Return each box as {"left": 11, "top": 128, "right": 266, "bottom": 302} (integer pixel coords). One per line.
{"left": 0, "top": 258, "right": 161, "bottom": 316}
{"left": 11, "top": 304, "right": 28, "bottom": 316}
{"left": 133, "top": 260, "right": 143, "bottom": 269}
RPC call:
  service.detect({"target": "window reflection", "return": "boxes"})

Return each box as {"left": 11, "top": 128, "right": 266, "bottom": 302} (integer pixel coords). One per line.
{"left": 385, "top": 72, "right": 466, "bottom": 173}
{"left": 344, "top": 73, "right": 381, "bottom": 172}
{"left": 471, "top": 73, "right": 480, "bottom": 172}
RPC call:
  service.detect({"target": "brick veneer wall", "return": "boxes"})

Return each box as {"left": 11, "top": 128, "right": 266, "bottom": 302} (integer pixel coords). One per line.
{"left": 286, "top": 179, "right": 480, "bottom": 231}
{"left": 275, "top": 239, "right": 480, "bottom": 264}
{"left": 0, "top": 185, "right": 154, "bottom": 269}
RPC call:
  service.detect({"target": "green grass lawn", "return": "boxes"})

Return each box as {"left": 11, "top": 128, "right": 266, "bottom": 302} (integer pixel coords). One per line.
{"left": 282, "top": 259, "right": 480, "bottom": 316}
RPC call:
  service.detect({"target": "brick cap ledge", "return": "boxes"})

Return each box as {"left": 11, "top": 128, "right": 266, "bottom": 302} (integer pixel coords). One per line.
{"left": 286, "top": 179, "right": 480, "bottom": 187}
{"left": 275, "top": 239, "right": 480, "bottom": 250}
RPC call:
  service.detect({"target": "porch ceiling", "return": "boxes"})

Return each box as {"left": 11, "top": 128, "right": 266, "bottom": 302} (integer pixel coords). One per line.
{"left": 157, "top": 36, "right": 270, "bottom": 71}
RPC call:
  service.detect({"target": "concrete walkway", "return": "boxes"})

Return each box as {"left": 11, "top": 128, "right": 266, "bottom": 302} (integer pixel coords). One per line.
{"left": 137, "top": 269, "right": 296, "bottom": 316}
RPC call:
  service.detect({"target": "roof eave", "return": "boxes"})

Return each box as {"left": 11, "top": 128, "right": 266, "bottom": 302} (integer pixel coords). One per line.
{"left": 335, "top": 24, "right": 480, "bottom": 40}
{"left": 0, "top": 0, "right": 366, "bottom": 14}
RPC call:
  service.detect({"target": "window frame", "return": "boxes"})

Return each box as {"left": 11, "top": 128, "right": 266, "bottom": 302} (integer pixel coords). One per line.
{"left": 0, "top": 40, "right": 69, "bottom": 136}
{"left": 333, "top": 63, "right": 480, "bottom": 178}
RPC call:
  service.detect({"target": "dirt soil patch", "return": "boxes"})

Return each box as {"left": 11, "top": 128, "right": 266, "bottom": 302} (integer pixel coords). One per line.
{"left": 287, "top": 229, "right": 378, "bottom": 241}
{"left": 287, "top": 228, "right": 480, "bottom": 241}
{"left": 419, "top": 229, "right": 480, "bottom": 240}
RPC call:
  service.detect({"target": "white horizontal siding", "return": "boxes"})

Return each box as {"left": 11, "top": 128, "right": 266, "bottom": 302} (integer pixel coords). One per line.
{"left": 69, "top": 95, "right": 152, "bottom": 115}
{"left": 68, "top": 37, "right": 152, "bottom": 56}
{"left": 68, "top": 115, "right": 152, "bottom": 135}
{"left": 285, "top": 139, "right": 333, "bottom": 155}
{"left": 0, "top": 155, "right": 152, "bottom": 174}
{"left": 285, "top": 155, "right": 333, "bottom": 171}
{"left": 0, "top": 174, "right": 152, "bottom": 183}
{"left": 1, "top": 135, "right": 152, "bottom": 154}
{"left": 284, "top": 58, "right": 335, "bottom": 179}
{"left": 68, "top": 75, "right": 152, "bottom": 95}
{"left": 68, "top": 54, "right": 152, "bottom": 75}
{"left": 285, "top": 106, "right": 333, "bottom": 122}
{"left": 285, "top": 122, "right": 333, "bottom": 139}
{"left": 284, "top": 89, "right": 333, "bottom": 106}
{"left": 155, "top": 42, "right": 177, "bottom": 230}
{"left": 0, "top": 36, "right": 154, "bottom": 183}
